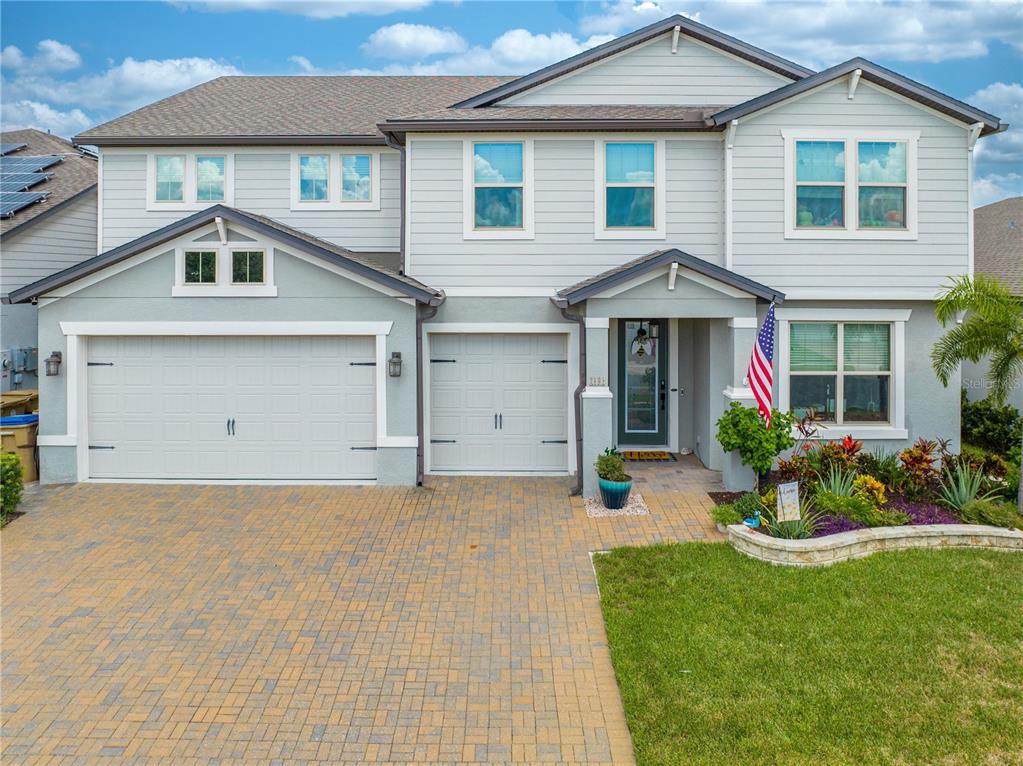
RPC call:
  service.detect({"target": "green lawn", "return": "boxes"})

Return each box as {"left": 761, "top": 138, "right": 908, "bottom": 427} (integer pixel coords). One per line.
{"left": 594, "top": 543, "right": 1023, "bottom": 766}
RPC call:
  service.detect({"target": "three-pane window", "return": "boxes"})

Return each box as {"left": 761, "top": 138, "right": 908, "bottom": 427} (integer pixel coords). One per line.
{"left": 789, "top": 322, "right": 892, "bottom": 424}
{"left": 795, "top": 141, "right": 845, "bottom": 228}
{"left": 155, "top": 155, "right": 185, "bottom": 202}
{"left": 183, "top": 250, "right": 217, "bottom": 284}
{"left": 604, "top": 142, "right": 655, "bottom": 228}
{"left": 341, "top": 154, "right": 372, "bottom": 201}
{"left": 196, "top": 155, "right": 226, "bottom": 202}
{"left": 232, "top": 250, "right": 265, "bottom": 284}
{"left": 473, "top": 142, "right": 523, "bottom": 229}
{"left": 299, "top": 154, "right": 329, "bottom": 202}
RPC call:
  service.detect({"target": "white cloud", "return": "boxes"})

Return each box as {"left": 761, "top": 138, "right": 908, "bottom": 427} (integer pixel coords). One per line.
{"left": 348, "top": 28, "right": 615, "bottom": 75}
{"left": 1, "top": 39, "right": 82, "bottom": 72}
{"left": 1, "top": 99, "right": 93, "bottom": 137}
{"left": 968, "top": 81, "right": 1022, "bottom": 206}
{"left": 362, "top": 23, "right": 467, "bottom": 59}
{"left": 174, "top": 0, "right": 432, "bottom": 19}
{"left": 579, "top": 1, "right": 1023, "bottom": 69}
{"left": 289, "top": 55, "right": 321, "bottom": 74}
{"left": 974, "top": 172, "right": 1023, "bottom": 207}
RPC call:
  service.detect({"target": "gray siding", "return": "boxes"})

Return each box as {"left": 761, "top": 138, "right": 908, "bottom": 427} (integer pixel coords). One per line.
{"left": 407, "top": 136, "right": 723, "bottom": 291}
{"left": 732, "top": 82, "right": 970, "bottom": 296}
{"left": 1, "top": 192, "right": 98, "bottom": 293}
{"left": 504, "top": 33, "right": 789, "bottom": 106}
{"left": 101, "top": 150, "right": 400, "bottom": 252}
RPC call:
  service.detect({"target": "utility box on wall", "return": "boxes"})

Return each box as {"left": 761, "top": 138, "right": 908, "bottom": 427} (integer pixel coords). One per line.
{"left": 1, "top": 347, "right": 39, "bottom": 391}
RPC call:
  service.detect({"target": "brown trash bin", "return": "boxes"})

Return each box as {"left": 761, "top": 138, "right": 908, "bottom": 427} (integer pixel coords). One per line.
{"left": 1, "top": 414, "right": 39, "bottom": 482}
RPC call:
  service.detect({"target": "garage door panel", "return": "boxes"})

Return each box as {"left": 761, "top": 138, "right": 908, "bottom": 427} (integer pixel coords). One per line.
{"left": 88, "top": 335, "right": 377, "bottom": 480}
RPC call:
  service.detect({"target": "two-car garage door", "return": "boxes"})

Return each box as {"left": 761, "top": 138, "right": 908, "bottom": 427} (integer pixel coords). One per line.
{"left": 87, "top": 336, "right": 376, "bottom": 480}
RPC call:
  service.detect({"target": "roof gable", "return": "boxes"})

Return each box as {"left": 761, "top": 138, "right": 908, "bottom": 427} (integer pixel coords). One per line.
{"left": 454, "top": 15, "right": 812, "bottom": 109}
{"left": 7, "top": 205, "right": 442, "bottom": 305}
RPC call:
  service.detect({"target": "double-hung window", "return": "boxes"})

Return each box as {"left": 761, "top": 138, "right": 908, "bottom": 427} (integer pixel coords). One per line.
{"left": 299, "top": 154, "right": 329, "bottom": 202}
{"left": 604, "top": 142, "right": 655, "bottom": 228}
{"left": 291, "top": 151, "right": 380, "bottom": 210}
{"left": 789, "top": 322, "right": 892, "bottom": 425}
{"left": 196, "top": 155, "right": 226, "bottom": 202}
{"left": 472, "top": 142, "right": 524, "bottom": 229}
{"left": 785, "top": 130, "right": 918, "bottom": 239}
{"left": 341, "top": 154, "right": 372, "bottom": 201}
{"left": 155, "top": 155, "right": 185, "bottom": 202}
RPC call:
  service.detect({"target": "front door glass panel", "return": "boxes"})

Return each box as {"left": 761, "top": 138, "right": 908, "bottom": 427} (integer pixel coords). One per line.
{"left": 624, "top": 320, "right": 658, "bottom": 433}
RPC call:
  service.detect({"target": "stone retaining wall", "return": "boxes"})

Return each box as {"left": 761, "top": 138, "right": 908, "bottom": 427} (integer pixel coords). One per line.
{"left": 728, "top": 523, "right": 1023, "bottom": 567}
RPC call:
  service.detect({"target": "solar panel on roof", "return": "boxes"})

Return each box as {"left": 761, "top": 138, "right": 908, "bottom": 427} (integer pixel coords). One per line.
{"left": 0, "top": 191, "right": 49, "bottom": 218}
{"left": 0, "top": 143, "right": 27, "bottom": 156}
{"left": 0, "top": 155, "right": 62, "bottom": 173}
{"left": 0, "top": 172, "right": 53, "bottom": 193}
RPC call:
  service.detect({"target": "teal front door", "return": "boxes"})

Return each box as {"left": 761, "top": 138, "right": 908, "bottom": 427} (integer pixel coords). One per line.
{"left": 617, "top": 319, "right": 668, "bottom": 446}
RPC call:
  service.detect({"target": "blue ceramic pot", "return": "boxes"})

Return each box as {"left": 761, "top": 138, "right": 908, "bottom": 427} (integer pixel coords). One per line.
{"left": 598, "top": 477, "right": 633, "bottom": 509}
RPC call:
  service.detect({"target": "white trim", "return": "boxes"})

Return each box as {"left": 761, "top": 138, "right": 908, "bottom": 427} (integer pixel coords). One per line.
{"left": 790, "top": 426, "right": 909, "bottom": 441}
{"left": 776, "top": 308, "right": 912, "bottom": 322}
{"left": 146, "top": 152, "right": 235, "bottom": 211}
{"left": 777, "top": 309, "right": 908, "bottom": 439}
{"left": 411, "top": 131, "right": 719, "bottom": 142}
{"left": 96, "top": 152, "right": 103, "bottom": 253}
{"left": 671, "top": 25, "right": 680, "bottom": 54}
{"left": 667, "top": 261, "right": 679, "bottom": 290}
{"left": 728, "top": 317, "right": 758, "bottom": 328}
{"left": 462, "top": 138, "right": 535, "bottom": 240}
{"left": 724, "top": 120, "right": 737, "bottom": 269}
{"left": 723, "top": 385, "right": 755, "bottom": 400}
{"left": 172, "top": 243, "right": 278, "bottom": 297}
{"left": 215, "top": 216, "right": 227, "bottom": 244}
{"left": 967, "top": 122, "right": 984, "bottom": 278}
{"left": 36, "top": 435, "right": 76, "bottom": 447}
{"left": 581, "top": 386, "right": 613, "bottom": 399}
{"left": 782, "top": 129, "right": 919, "bottom": 240}
{"left": 441, "top": 286, "right": 556, "bottom": 297}
{"left": 404, "top": 139, "right": 413, "bottom": 275}
{"left": 669, "top": 318, "right": 679, "bottom": 452}
{"left": 593, "top": 138, "right": 666, "bottom": 240}
{"left": 423, "top": 322, "right": 579, "bottom": 476}
{"left": 584, "top": 317, "right": 610, "bottom": 329}
{"left": 591, "top": 264, "right": 752, "bottom": 301}
{"left": 782, "top": 287, "right": 941, "bottom": 301}
{"left": 290, "top": 150, "right": 381, "bottom": 211}
{"left": 847, "top": 69, "right": 862, "bottom": 100}
{"left": 59, "top": 321, "right": 393, "bottom": 336}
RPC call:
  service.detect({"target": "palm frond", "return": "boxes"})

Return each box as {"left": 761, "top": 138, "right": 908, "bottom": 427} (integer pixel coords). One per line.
{"left": 987, "top": 342, "right": 1023, "bottom": 406}
{"left": 934, "top": 274, "right": 1021, "bottom": 326}
{"left": 930, "top": 320, "right": 1012, "bottom": 385}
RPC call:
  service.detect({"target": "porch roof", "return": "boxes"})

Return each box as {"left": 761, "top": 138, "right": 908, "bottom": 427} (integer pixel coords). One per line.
{"left": 554, "top": 248, "right": 785, "bottom": 306}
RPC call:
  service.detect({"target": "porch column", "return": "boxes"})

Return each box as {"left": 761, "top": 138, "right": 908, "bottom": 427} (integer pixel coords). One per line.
{"left": 581, "top": 317, "right": 612, "bottom": 497}
{"left": 721, "top": 316, "right": 758, "bottom": 491}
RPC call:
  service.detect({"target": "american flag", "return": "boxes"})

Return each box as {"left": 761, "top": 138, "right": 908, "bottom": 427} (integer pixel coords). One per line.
{"left": 747, "top": 303, "right": 777, "bottom": 428}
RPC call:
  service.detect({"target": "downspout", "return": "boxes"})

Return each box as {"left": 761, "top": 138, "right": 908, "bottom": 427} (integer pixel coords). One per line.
{"left": 553, "top": 298, "right": 585, "bottom": 496}
{"left": 382, "top": 130, "right": 407, "bottom": 274}
{"left": 416, "top": 297, "right": 442, "bottom": 485}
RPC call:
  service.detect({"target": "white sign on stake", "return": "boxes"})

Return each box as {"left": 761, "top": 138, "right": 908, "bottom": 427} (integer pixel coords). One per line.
{"left": 777, "top": 482, "right": 801, "bottom": 522}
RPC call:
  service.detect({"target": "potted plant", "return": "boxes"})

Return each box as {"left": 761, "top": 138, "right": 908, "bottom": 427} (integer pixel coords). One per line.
{"left": 596, "top": 447, "right": 632, "bottom": 509}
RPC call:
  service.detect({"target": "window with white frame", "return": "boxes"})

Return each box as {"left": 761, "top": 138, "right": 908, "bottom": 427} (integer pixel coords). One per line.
{"left": 290, "top": 151, "right": 380, "bottom": 210}
{"left": 196, "top": 155, "right": 226, "bottom": 202}
{"left": 604, "top": 142, "right": 656, "bottom": 229}
{"left": 231, "top": 250, "right": 265, "bottom": 284}
{"left": 155, "top": 155, "right": 186, "bottom": 202}
{"left": 299, "top": 154, "right": 329, "bottom": 202}
{"left": 472, "top": 142, "right": 524, "bottom": 229}
{"left": 341, "top": 154, "right": 372, "bottom": 201}
{"left": 784, "top": 131, "right": 918, "bottom": 239}
{"left": 183, "top": 250, "right": 217, "bottom": 285}
{"left": 172, "top": 227, "right": 277, "bottom": 297}
{"left": 788, "top": 321, "right": 892, "bottom": 424}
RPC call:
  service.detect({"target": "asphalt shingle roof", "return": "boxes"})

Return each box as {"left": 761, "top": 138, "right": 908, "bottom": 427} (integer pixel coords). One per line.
{"left": 974, "top": 197, "right": 1022, "bottom": 295}
{"left": 380, "top": 105, "right": 723, "bottom": 131}
{"left": 75, "top": 76, "right": 514, "bottom": 144}
{"left": 1, "top": 129, "right": 97, "bottom": 237}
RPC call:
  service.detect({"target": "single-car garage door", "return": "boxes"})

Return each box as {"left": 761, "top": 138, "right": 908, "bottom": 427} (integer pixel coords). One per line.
{"left": 429, "top": 333, "right": 568, "bottom": 472}
{"left": 87, "top": 335, "right": 376, "bottom": 480}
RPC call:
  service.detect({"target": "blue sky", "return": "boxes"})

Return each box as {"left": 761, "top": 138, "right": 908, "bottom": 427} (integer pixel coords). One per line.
{"left": 2, "top": 0, "right": 1020, "bottom": 204}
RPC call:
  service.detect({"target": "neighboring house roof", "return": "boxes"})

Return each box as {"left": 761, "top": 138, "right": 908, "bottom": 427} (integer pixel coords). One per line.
{"left": 555, "top": 248, "right": 785, "bottom": 305}
{"left": 6, "top": 205, "right": 443, "bottom": 305}
{"left": 74, "top": 76, "right": 514, "bottom": 146}
{"left": 453, "top": 15, "right": 813, "bottom": 109}
{"left": 1, "top": 129, "right": 97, "bottom": 238}
{"left": 974, "top": 197, "right": 1022, "bottom": 295}
{"left": 710, "top": 58, "right": 1006, "bottom": 135}
{"left": 379, "top": 105, "right": 722, "bottom": 136}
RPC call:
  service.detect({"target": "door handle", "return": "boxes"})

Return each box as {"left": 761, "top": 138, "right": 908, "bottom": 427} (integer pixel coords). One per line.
{"left": 229, "top": 418, "right": 236, "bottom": 436}
{"left": 227, "top": 418, "right": 230, "bottom": 435}
{"left": 495, "top": 413, "right": 498, "bottom": 430}
{"left": 499, "top": 413, "right": 503, "bottom": 429}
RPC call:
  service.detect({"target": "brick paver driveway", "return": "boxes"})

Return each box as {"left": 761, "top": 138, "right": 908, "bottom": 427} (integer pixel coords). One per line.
{"left": 2, "top": 478, "right": 719, "bottom": 764}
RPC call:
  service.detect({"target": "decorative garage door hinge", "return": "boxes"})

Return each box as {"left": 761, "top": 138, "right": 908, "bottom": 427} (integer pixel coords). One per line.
{"left": 88, "top": 445, "right": 115, "bottom": 450}
{"left": 541, "top": 440, "right": 568, "bottom": 444}
{"left": 430, "top": 359, "right": 456, "bottom": 363}
{"left": 430, "top": 439, "right": 457, "bottom": 444}
{"left": 541, "top": 359, "right": 568, "bottom": 364}
{"left": 349, "top": 361, "right": 376, "bottom": 366}
{"left": 350, "top": 446, "right": 377, "bottom": 451}
{"left": 87, "top": 362, "right": 114, "bottom": 366}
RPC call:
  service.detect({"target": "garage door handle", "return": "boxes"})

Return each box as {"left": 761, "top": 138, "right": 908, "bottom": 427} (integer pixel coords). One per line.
{"left": 350, "top": 446, "right": 377, "bottom": 451}
{"left": 230, "top": 419, "right": 236, "bottom": 436}
{"left": 499, "top": 413, "right": 503, "bottom": 429}
{"left": 541, "top": 359, "right": 568, "bottom": 364}
{"left": 494, "top": 413, "right": 498, "bottom": 430}
{"left": 430, "top": 439, "right": 456, "bottom": 444}
{"left": 430, "top": 359, "right": 456, "bottom": 363}
{"left": 542, "top": 440, "right": 568, "bottom": 444}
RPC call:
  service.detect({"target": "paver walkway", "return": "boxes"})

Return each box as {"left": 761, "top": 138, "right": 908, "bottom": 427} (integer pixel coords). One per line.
{"left": 2, "top": 477, "right": 719, "bottom": 765}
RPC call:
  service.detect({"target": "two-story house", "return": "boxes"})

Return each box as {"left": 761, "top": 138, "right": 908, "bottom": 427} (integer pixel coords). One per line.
{"left": 7, "top": 16, "right": 1004, "bottom": 493}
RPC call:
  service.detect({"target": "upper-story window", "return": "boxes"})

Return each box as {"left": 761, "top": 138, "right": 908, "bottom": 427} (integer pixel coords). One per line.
{"left": 196, "top": 155, "right": 226, "bottom": 202}
{"left": 232, "top": 250, "right": 265, "bottom": 284}
{"left": 784, "top": 130, "right": 918, "bottom": 240}
{"left": 462, "top": 139, "right": 534, "bottom": 240}
{"left": 155, "top": 155, "right": 185, "bottom": 202}
{"left": 173, "top": 226, "right": 276, "bottom": 297}
{"left": 183, "top": 250, "right": 217, "bottom": 284}
{"left": 147, "top": 152, "right": 234, "bottom": 210}
{"left": 594, "top": 138, "right": 665, "bottom": 240}
{"left": 290, "top": 150, "right": 381, "bottom": 211}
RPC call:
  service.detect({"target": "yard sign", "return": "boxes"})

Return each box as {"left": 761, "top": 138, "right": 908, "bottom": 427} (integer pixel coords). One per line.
{"left": 777, "top": 482, "right": 801, "bottom": 522}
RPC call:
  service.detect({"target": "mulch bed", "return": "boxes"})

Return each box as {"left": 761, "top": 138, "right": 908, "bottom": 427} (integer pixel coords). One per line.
{"left": 708, "top": 491, "right": 744, "bottom": 505}
{"left": 0, "top": 511, "right": 25, "bottom": 528}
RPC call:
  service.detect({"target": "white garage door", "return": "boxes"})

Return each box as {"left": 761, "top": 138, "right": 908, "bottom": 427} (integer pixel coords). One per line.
{"left": 87, "top": 335, "right": 376, "bottom": 480}
{"left": 429, "top": 333, "right": 568, "bottom": 472}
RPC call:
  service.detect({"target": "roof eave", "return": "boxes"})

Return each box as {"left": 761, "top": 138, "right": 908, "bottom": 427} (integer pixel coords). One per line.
{"left": 72, "top": 134, "right": 388, "bottom": 147}
{"left": 378, "top": 118, "right": 717, "bottom": 134}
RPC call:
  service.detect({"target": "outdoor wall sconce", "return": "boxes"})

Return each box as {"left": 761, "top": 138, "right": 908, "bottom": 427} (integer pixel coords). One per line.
{"left": 648, "top": 320, "right": 660, "bottom": 339}
{"left": 388, "top": 352, "right": 402, "bottom": 378}
{"left": 44, "top": 351, "right": 62, "bottom": 376}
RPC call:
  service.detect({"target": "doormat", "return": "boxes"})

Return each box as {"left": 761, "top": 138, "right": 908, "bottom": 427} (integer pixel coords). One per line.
{"left": 622, "top": 451, "right": 676, "bottom": 462}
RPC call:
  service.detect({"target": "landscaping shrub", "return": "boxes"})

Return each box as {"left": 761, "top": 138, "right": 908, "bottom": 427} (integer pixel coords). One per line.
{"left": 961, "top": 390, "right": 1023, "bottom": 456}
{"left": 1002, "top": 462, "right": 1021, "bottom": 504}
{"left": 1, "top": 453, "right": 24, "bottom": 525}
{"left": 956, "top": 443, "right": 1008, "bottom": 477}
{"left": 815, "top": 490, "right": 909, "bottom": 527}
{"left": 777, "top": 451, "right": 815, "bottom": 484}
{"left": 899, "top": 438, "right": 940, "bottom": 498}
{"left": 595, "top": 452, "right": 629, "bottom": 482}
{"left": 734, "top": 491, "right": 766, "bottom": 520}
{"left": 959, "top": 498, "right": 1023, "bottom": 530}
{"left": 852, "top": 474, "right": 887, "bottom": 507}
{"left": 760, "top": 485, "right": 777, "bottom": 511}
{"left": 711, "top": 503, "right": 743, "bottom": 527}
{"left": 938, "top": 464, "right": 999, "bottom": 512}
{"left": 765, "top": 511, "right": 819, "bottom": 539}
{"left": 817, "top": 466, "right": 856, "bottom": 497}
{"left": 715, "top": 403, "right": 795, "bottom": 480}
{"left": 857, "top": 448, "right": 903, "bottom": 492}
